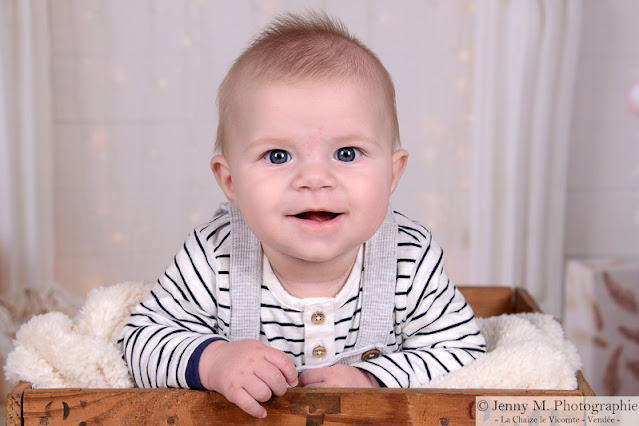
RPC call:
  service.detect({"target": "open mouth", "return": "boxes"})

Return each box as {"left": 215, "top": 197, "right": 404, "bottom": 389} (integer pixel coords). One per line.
{"left": 293, "top": 211, "right": 340, "bottom": 222}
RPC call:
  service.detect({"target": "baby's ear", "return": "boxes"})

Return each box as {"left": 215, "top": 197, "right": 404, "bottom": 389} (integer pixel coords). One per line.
{"left": 390, "top": 149, "right": 408, "bottom": 193}
{"left": 211, "top": 155, "right": 237, "bottom": 205}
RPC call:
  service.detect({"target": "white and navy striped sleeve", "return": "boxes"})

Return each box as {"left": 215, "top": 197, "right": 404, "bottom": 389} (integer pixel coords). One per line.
{"left": 353, "top": 213, "right": 486, "bottom": 387}
{"left": 119, "top": 217, "right": 231, "bottom": 389}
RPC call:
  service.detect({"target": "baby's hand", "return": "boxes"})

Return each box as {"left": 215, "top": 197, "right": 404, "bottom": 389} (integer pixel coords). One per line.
{"left": 298, "top": 364, "right": 380, "bottom": 388}
{"left": 198, "top": 339, "right": 298, "bottom": 418}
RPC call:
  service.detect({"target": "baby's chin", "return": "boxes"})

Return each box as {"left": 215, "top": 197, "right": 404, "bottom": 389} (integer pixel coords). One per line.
{"left": 264, "top": 242, "right": 363, "bottom": 265}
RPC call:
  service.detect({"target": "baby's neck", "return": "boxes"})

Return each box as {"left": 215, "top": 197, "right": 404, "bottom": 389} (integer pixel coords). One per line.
{"left": 263, "top": 246, "right": 360, "bottom": 299}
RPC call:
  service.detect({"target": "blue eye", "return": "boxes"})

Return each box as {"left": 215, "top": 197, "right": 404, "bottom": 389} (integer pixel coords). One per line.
{"left": 265, "top": 150, "right": 291, "bottom": 164}
{"left": 334, "top": 147, "right": 361, "bottom": 162}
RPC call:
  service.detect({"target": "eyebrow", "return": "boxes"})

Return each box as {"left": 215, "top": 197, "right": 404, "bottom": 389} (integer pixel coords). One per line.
{"left": 249, "top": 137, "right": 291, "bottom": 147}
{"left": 331, "top": 133, "right": 378, "bottom": 145}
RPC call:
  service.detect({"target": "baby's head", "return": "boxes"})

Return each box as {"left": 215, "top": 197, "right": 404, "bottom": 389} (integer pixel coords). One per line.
{"left": 215, "top": 11, "right": 400, "bottom": 155}
{"left": 211, "top": 11, "right": 408, "bottom": 266}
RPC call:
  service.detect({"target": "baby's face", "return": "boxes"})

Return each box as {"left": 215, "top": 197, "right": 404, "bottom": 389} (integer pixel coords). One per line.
{"left": 212, "top": 79, "right": 407, "bottom": 265}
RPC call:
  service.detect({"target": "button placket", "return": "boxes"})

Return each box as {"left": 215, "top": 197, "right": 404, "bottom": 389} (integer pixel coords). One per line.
{"left": 303, "top": 302, "right": 335, "bottom": 365}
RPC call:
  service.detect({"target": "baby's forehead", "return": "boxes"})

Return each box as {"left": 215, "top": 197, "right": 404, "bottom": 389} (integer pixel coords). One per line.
{"left": 237, "top": 74, "right": 386, "bottom": 102}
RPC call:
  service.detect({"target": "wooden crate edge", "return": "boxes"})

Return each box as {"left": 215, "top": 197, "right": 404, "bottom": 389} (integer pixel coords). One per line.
{"left": 13, "top": 382, "right": 593, "bottom": 425}
{"left": 6, "top": 381, "right": 31, "bottom": 426}
{"left": 575, "top": 370, "right": 596, "bottom": 396}
{"left": 513, "top": 287, "right": 542, "bottom": 313}
{"left": 457, "top": 285, "right": 514, "bottom": 317}
{"left": 16, "top": 383, "right": 591, "bottom": 398}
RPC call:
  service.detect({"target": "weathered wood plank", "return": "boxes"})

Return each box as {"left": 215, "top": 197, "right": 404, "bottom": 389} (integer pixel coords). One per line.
{"left": 21, "top": 387, "right": 587, "bottom": 426}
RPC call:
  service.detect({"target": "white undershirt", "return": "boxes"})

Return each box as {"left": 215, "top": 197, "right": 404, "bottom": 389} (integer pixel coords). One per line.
{"left": 262, "top": 246, "right": 363, "bottom": 365}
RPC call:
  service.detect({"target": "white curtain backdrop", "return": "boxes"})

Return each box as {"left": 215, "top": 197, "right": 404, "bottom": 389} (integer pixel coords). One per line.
{"left": 469, "top": 0, "right": 582, "bottom": 318}
{"left": 0, "top": 1, "right": 54, "bottom": 297}
{"left": 0, "top": 1, "right": 585, "bottom": 315}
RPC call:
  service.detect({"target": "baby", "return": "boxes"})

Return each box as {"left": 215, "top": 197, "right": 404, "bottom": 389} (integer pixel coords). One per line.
{"left": 120, "top": 11, "right": 485, "bottom": 418}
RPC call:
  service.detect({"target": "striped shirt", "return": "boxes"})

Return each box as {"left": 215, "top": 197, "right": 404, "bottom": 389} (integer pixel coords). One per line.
{"left": 120, "top": 209, "right": 486, "bottom": 389}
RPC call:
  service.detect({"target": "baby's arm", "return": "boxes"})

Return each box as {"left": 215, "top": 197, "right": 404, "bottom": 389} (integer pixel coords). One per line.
{"left": 198, "top": 339, "right": 298, "bottom": 418}
{"left": 352, "top": 243, "right": 486, "bottom": 387}
{"left": 120, "top": 276, "right": 223, "bottom": 388}
{"left": 120, "top": 229, "right": 229, "bottom": 389}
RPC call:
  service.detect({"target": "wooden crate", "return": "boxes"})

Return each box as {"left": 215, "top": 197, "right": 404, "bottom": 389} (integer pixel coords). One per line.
{"left": 6, "top": 286, "right": 595, "bottom": 425}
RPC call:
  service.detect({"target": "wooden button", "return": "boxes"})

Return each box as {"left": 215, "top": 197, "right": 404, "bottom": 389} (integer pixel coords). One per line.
{"left": 312, "top": 346, "right": 327, "bottom": 358}
{"left": 311, "top": 311, "right": 325, "bottom": 325}
{"left": 361, "top": 349, "right": 381, "bottom": 361}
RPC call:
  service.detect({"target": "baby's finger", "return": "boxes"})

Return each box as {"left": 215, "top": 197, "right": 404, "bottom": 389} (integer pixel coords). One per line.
{"left": 228, "top": 388, "right": 267, "bottom": 419}
{"left": 255, "top": 364, "right": 288, "bottom": 396}
{"left": 243, "top": 376, "right": 274, "bottom": 403}
{"left": 298, "top": 368, "right": 325, "bottom": 387}
{"left": 264, "top": 349, "right": 298, "bottom": 386}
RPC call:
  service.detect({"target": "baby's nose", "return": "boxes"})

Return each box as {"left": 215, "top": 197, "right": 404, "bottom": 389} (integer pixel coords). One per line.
{"left": 293, "top": 162, "right": 336, "bottom": 190}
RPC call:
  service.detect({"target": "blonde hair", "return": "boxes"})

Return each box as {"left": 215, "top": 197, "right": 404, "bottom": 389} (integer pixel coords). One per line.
{"left": 215, "top": 11, "right": 400, "bottom": 154}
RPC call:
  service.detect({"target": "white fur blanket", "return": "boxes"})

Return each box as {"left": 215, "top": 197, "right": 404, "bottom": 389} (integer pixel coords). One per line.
{"left": 4, "top": 282, "right": 581, "bottom": 390}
